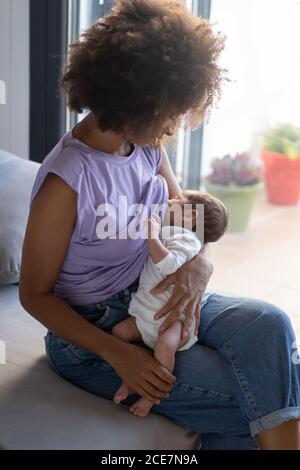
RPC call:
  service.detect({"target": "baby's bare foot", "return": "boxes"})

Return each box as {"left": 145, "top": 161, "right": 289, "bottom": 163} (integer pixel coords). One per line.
{"left": 129, "top": 398, "right": 153, "bottom": 418}
{"left": 113, "top": 381, "right": 131, "bottom": 404}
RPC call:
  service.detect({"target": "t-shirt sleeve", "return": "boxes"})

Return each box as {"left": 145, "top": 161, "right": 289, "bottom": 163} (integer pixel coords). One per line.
{"left": 143, "top": 144, "right": 162, "bottom": 175}
{"left": 29, "top": 148, "right": 82, "bottom": 208}
{"left": 154, "top": 231, "right": 202, "bottom": 276}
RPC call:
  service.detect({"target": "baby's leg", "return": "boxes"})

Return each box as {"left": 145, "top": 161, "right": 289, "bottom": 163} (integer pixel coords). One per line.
{"left": 112, "top": 316, "right": 142, "bottom": 343}
{"left": 112, "top": 316, "right": 143, "bottom": 404}
{"left": 130, "top": 320, "right": 188, "bottom": 418}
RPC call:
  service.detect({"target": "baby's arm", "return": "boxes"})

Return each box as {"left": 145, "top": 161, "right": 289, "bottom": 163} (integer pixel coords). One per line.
{"left": 147, "top": 214, "right": 170, "bottom": 264}
{"left": 147, "top": 215, "right": 199, "bottom": 276}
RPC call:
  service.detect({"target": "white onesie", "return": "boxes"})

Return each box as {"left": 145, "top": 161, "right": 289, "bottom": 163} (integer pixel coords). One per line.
{"left": 128, "top": 225, "right": 202, "bottom": 351}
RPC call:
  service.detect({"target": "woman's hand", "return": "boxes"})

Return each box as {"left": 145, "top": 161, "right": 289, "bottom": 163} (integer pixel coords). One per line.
{"left": 110, "top": 342, "right": 176, "bottom": 404}
{"left": 151, "top": 247, "right": 214, "bottom": 338}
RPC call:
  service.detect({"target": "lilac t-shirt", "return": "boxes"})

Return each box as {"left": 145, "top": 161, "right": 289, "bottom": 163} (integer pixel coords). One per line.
{"left": 30, "top": 130, "right": 168, "bottom": 305}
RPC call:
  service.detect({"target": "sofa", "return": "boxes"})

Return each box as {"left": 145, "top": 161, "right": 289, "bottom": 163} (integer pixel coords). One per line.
{"left": 0, "top": 149, "right": 199, "bottom": 450}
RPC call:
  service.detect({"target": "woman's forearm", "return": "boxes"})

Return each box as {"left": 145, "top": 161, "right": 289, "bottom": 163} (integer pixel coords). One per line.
{"left": 192, "top": 242, "right": 214, "bottom": 276}
{"left": 20, "top": 293, "right": 124, "bottom": 363}
{"left": 159, "top": 144, "right": 182, "bottom": 198}
{"left": 199, "top": 242, "right": 211, "bottom": 260}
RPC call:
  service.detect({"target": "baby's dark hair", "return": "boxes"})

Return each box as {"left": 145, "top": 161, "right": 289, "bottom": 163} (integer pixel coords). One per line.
{"left": 183, "top": 190, "right": 229, "bottom": 242}
{"left": 60, "top": 0, "right": 228, "bottom": 140}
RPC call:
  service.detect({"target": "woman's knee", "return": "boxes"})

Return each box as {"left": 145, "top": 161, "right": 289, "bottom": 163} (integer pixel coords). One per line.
{"left": 251, "top": 300, "right": 293, "bottom": 337}
{"left": 201, "top": 295, "right": 294, "bottom": 350}
{"left": 224, "top": 297, "right": 294, "bottom": 344}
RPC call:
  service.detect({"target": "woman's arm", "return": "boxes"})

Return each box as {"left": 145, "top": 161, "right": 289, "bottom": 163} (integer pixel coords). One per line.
{"left": 19, "top": 173, "right": 120, "bottom": 360}
{"left": 19, "top": 173, "right": 175, "bottom": 402}
{"left": 159, "top": 144, "right": 182, "bottom": 197}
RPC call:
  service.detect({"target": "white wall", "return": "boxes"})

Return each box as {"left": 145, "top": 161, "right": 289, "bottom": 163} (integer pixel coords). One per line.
{"left": 0, "top": 0, "right": 29, "bottom": 159}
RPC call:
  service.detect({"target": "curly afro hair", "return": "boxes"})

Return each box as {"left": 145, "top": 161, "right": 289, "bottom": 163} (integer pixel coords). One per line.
{"left": 61, "top": 0, "right": 228, "bottom": 139}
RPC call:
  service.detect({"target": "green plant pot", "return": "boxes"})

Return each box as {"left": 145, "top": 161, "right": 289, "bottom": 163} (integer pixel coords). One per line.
{"left": 203, "top": 180, "right": 263, "bottom": 233}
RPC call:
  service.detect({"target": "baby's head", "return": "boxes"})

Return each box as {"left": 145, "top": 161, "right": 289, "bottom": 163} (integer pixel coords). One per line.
{"left": 165, "top": 190, "right": 229, "bottom": 243}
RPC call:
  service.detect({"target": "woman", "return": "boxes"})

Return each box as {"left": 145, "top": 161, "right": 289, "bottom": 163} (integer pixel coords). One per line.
{"left": 19, "top": 0, "right": 300, "bottom": 449}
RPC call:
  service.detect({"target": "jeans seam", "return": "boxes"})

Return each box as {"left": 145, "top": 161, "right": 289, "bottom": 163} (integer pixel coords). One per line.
{"left": 94, "top": 306, "right": 111, "bottom": 327}
{"left": 220, "top": 341, "right": 259, "bottom": 417}
{"left": 175, "top": 381, "right": 235, "bottom": 401}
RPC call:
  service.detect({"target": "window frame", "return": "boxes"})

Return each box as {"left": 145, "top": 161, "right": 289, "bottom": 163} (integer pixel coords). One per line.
{"left": 30, "top": 0, "right": 211, "bottom": 185}
{"left": 30, "top": 0, "right": 68, "bottom": 163}
{"left": 182, "top": 0, "right": 211, "bottom": 189}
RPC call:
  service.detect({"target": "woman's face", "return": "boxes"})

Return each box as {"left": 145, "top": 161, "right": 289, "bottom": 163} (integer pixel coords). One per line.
{"left": 128, "top": 116, "right": 178, "bottom": 146}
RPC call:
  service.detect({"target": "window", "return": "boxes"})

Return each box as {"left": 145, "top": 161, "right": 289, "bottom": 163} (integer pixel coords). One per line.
{"left": 202, "top": 0, "right": 300, "bottom": 341}
{"left": 30, "top": 0, "right": 68, "bottom": 163}
{"left": 67, "top": 0, "right": 211, "bottom": 189}
{"left": 202, "top": 0, "right": 300, "bottom": 175}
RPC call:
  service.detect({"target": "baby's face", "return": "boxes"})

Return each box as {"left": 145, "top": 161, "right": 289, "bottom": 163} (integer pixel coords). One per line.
{"left": 164, "top": 193, "right": 191, "bottom": 227}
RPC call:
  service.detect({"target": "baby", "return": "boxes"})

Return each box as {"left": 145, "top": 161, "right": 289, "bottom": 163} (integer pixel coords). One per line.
{"left": 112, "top": 190, "right": 229, "bottom": 417}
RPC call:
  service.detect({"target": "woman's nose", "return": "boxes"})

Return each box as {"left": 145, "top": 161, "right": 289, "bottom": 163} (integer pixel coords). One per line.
{"left": 165, "top": 122, "right": 175, "bottom": 136}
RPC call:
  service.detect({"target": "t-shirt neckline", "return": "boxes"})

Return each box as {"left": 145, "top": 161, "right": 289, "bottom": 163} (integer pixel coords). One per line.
{"left": 66, "top": 127, "right": 139, "bottom": 166}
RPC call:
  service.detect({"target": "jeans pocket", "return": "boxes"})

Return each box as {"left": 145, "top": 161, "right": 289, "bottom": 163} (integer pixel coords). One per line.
{"left": 81, "top": 303, "right": 130, "bottom": 333}
{"left": 65, "top": 341, "right": 113, "bottom": 368}
{"left": 64, "top": 344, "right": 97, "bottom": 364}
{"left": 81, "top": 305, "right": 111, "bottom": 328}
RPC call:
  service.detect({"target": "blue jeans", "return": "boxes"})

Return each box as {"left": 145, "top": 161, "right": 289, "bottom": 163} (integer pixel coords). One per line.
{"left": 45, "top": 278, "right": 300, "bottom": 450}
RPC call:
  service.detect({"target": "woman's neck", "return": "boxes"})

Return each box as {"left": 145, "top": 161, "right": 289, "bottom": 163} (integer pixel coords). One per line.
{"left": 73, "top": 112, "right": 134, "bottom": 157}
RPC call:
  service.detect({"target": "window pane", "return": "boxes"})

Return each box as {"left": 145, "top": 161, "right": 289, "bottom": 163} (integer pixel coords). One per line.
{"left": 202, "top": 0, "right": 300, "bottom": 341}
{"left": 203, "top": 0, "right": 300, "bottom": 174}
{"left": 79, "top": 0, "right": 114, "bottom": 31}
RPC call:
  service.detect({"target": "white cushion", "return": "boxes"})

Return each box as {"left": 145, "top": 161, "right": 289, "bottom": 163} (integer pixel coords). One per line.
{"left": 0, "top": 150, "right": 40, "bottom": 284}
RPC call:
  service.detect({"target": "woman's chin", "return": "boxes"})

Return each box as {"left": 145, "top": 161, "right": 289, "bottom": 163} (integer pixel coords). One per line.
{"left": 134, "top": 138, "right": 161, "bottom": 147}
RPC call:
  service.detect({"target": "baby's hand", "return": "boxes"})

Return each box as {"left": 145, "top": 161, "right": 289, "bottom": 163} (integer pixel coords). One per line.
{"left": 147, "top": 213, "right": 161, "bottom": 239}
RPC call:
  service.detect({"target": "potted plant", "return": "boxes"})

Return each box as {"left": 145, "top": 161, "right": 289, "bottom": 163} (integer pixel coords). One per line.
{"left": 204, "top": 152, "right": 263, "bottom": 232}
{"left": 261, "top": 123, "right": 300, "bottom": 205}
